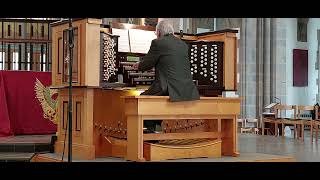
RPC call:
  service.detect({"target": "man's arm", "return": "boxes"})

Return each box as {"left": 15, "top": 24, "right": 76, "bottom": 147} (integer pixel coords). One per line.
{"left": 138, "top": 40, "right": 160, "bottom": 71}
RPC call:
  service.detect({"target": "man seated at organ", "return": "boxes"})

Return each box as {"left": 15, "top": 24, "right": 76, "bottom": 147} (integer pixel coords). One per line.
{"left": 133, "top": 20, "right": 200, "bottom": 133}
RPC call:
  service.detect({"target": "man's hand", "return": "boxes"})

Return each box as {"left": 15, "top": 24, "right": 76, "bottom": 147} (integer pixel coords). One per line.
{"left": 132, "top": 62, "right": 139, "bottom": 70}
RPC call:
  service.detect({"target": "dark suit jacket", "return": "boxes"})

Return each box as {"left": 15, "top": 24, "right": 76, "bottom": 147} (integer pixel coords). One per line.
{"left": 138, "top": 34, "right": 200, "bottom": 102}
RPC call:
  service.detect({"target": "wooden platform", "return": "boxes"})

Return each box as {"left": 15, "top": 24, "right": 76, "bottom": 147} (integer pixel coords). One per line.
{"left": 31, "top": 152, "right": 295, "bottom": 162}
{"left": 143, "top": 139, "right": 222, "bottom": 161}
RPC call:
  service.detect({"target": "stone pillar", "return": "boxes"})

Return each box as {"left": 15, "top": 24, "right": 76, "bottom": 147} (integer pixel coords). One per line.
{"left": 318, "top": 29, "right": 320, "bottom": 102}
{"left": 271, "top": 18, "right": 287, "bottom": 109}
{"left": 239, "top": 18, "right": 287, "bottom": 119}
{"left": 256, "top": 18, "right": 264, "bottom": 118}
{"left": 263, "top": 18, "right": 272, "bottom": 108}
{"left": 242, "top": 18, "right": 258, "bottom": 118}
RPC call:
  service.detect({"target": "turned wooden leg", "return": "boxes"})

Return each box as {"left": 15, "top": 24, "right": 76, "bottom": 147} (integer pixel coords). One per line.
{"left": 262, "top": 122, "right": 265, "bottom": 135}
{"left": 302, "top": 124, "right": 304, "bottom": 141}
{"left": 294, "top": 124, "right": 296, "bottom": 139}
{"left": 316, "top": 125, "right": 319, "bottom": 142}
{"left": 311, "top": 122, "right": 313, "bottom": 143}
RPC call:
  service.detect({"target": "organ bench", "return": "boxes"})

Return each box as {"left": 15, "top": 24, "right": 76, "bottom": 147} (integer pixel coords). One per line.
{"left": 124, "top": 96, "right": 240, "bottom": 161}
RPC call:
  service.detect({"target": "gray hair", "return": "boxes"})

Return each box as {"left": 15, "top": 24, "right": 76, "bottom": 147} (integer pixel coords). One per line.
{"left": 156, "top": 20, "right": 174, "bottom": 37}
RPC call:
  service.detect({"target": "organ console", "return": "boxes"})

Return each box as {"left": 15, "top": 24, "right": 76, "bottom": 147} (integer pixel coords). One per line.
{"left": 50, "top": 18, "right": 240, "bottom": 160}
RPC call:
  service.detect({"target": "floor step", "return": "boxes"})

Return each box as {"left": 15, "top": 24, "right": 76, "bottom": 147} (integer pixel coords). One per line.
{"left": 0, "top": 135, "right": 56, "bottom": 154}
{"left": 0, "top": 152, "right": 35, "bottom": 162}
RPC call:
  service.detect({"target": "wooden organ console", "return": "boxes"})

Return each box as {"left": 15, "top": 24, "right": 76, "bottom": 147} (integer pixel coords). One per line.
{"left": 50, "top": 18, "right": 240, "bottom": 161}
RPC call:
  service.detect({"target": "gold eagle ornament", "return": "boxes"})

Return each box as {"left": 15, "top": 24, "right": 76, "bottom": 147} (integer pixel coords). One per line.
{"left": 34, "top": 78, "right": 58, "bottom": 124}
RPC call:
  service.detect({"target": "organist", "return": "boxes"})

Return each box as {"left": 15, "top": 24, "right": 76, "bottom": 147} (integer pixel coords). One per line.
{"left": 132, "top": 20, "right": 200, "bottom": 133}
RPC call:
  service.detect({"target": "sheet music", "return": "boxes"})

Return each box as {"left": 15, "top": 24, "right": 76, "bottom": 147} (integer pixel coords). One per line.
{"left": 112, "top": 28, "right": 130, "bottom": 52}
{"left": 129, "top": 29, "right": 157, "bottom": 54}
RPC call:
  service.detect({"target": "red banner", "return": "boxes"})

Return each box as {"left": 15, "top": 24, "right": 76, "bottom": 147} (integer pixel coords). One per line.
{"left": 0, "top": 70, "right": 57, "bottom": 136}
{"left": 293, "top": 49, "right": 308, "bottom": 87}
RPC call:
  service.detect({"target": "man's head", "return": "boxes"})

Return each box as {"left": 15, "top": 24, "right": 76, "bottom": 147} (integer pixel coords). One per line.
{"left": 155, "top": 20, "right": 174, "bottom": 38}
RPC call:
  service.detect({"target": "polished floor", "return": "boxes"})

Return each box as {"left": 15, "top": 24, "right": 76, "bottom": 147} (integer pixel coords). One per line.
{"left": 35, "top": 130, "right": 320, "bottom": 162}
{"left": 238, "top": 130, "right": 320, "bottom": 162}
{"left": 1, "top": 131, "right": 320, "bottom": 162}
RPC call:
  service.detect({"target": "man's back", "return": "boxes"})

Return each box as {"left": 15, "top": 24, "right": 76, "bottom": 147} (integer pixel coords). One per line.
{"left": 139, "top": 34, "right": 200, "bottom": 102}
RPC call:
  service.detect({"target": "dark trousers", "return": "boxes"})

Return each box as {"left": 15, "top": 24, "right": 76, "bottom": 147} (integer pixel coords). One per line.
{"left": 144, "top": 120, "right": 162, "bottom": 131}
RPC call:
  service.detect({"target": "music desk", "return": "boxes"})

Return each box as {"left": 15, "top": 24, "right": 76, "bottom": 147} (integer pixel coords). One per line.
{"left": 123, "top": 96, "right": 241, "bottom": 161}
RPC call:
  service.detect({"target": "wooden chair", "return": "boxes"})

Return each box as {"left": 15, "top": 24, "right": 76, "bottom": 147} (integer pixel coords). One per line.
{"left": 246, "top": 118, "right": 259, "bottom": 128}
{"left": 240, "top": 128, "right": 252, "bottom": 133}
{"left": 262, "top": 106, "right": 287, "bottom": 136}
{"left": 245, "top": 118, "right": 259, "bottom": 135}
{"left": 277, "top": 105, "right": 300, "bottom": 139}
{"left": 237, "top": 118, "right": 246, "bottom": 133}
{"left": 297, "top": 105, "right": 319, "bottom": 142}
{"left": 314, "top": 108, "right": 320, "bottom": 142}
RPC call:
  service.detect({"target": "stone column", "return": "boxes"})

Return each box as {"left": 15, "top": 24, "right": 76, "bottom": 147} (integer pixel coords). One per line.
{"left": 243, "top": 18, "right": 258, "bottom": 118}
{"left": 318, "top": 29, "right": 320, "bottom": 102}
{"left": 271, "top": 18, "right": 287, "bottom": 110}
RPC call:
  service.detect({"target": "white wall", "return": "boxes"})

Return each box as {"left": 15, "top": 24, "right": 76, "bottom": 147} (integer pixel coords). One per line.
{"left": 286, "top": 18, "right": 320, "bottom": 107}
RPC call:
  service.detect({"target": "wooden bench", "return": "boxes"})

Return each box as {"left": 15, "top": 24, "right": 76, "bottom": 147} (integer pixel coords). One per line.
{"left": 122, "top": 95, "right": 241, "bottom": 161}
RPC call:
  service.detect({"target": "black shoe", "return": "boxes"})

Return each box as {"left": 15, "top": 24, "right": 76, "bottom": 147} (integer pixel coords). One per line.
{"left": 143, "top": 128, "right": 156, "bottom": 134}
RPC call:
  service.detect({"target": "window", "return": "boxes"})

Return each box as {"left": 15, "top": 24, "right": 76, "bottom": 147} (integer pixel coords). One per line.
{"left": 297, "top": 18, "right": 309, "bottom": 42}
{"left": 31, "top": 25, "right": 33, "bottom": 37}
{"left": 8, "top": 25, "right": 11, "bottom": 36}
{"left": 19, "top": 25, "right": 22, "bottom": 36}
{"left": 27, "top": 52, "right": 30, "bottom": 70}
{"left": 12, "top": 52, "right": 19, "bottom": 70}
{"left": 7, "top": 45, "right": 11, "bottom": 70}
{"left": 43, "top": 53, "right": 46, "bottom": 71}
{"left": 0, "top": 52, "right": 4, "bottom": 70}
{"left": 41, "top": 25, "right": 44, "bottom": 37}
